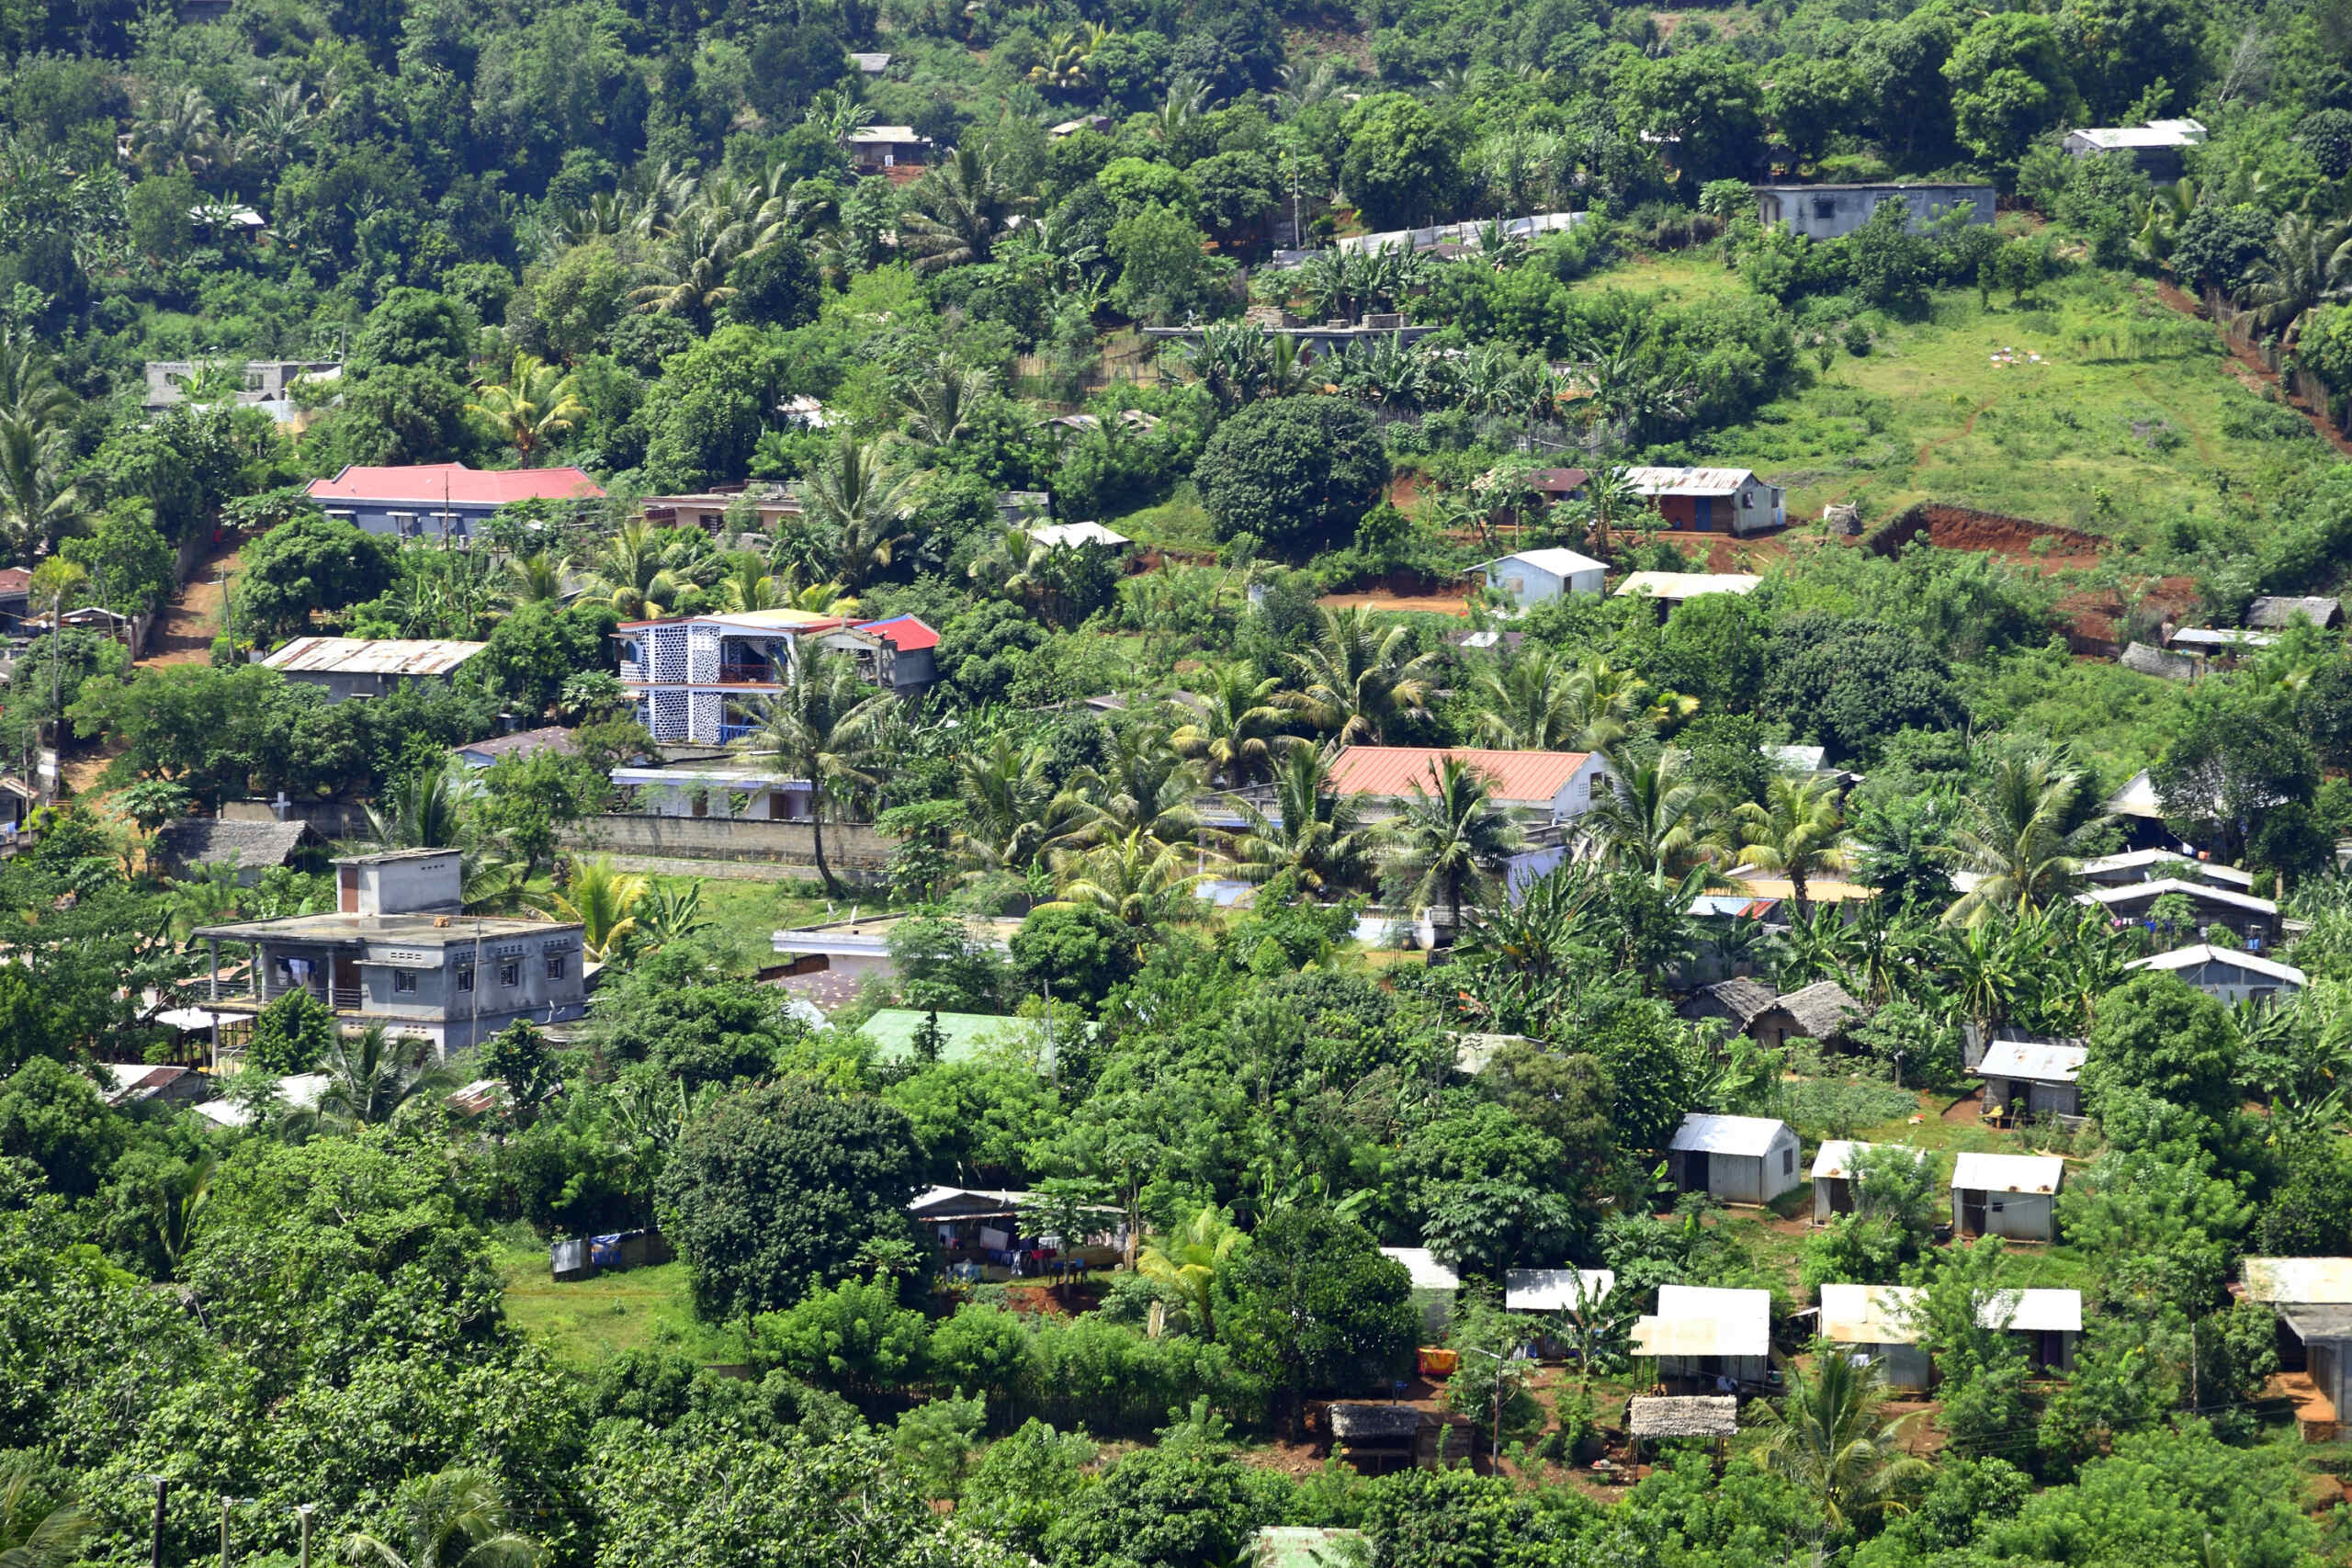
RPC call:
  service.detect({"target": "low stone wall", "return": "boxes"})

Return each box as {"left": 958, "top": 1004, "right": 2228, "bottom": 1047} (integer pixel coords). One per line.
{"left": 564, "top": 814, "right": 897, "bottom": 876}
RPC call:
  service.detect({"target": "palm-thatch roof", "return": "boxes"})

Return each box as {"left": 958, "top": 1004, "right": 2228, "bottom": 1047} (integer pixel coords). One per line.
{"left": 1627, "top": 1395, "right": 1738, "bottom": 1438}
{"left": 1681, "top": 977, "right": 1776, "bottom": 1028}
{"left": 1767, "top": 979, "right": 1865, "bottom": 1041}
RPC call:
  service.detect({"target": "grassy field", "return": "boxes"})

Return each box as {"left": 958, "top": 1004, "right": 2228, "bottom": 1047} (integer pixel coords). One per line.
{"left": 1568, "top": 250, "right": 1758, "bottom": 309}
{"left": 494, "top": 1235, "right": 747, "bottom": 1370}
{"left": 1676, "top": 269, "right": 2341, "bottom": 534}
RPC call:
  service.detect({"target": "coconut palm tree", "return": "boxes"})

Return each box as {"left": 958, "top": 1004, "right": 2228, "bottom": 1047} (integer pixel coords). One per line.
{"left": 579, "top": 520, "right": 708, "bottom": 618}
{"left": 628, "top": 209, "right": 749, "bottom": 321}
{"left": 1941, "top": 751, "right": 2108, "bottom": 927}
{"left": 2246, "top": 211, "right": 2352, "bottom": 342}
{"left": 715, "top": 553, "right": 787, "bottom": 614}
{"left": 898, "top": 357, "right": 995, "bottom": 450}
{"left": 1584, "top": 748, "right": 1725, "bottom": 881}
{"left": 1735, "top": 772, "right": 1852, "bottom": 917}
{"left": 1043, "top": 829, "right": 1205, "bottom": 934}
{"left": 0, "top": 330, "right": 72, "bottom": 429}
{"left": 132, "top": 84, "right": 222, "bottom": 174}
{"left": 1474, "top": 647, "right": 1590, "bottom": 750}
{"left": 339, "top": 1468, "right": 541, "bottom": 1568}
{"left": 1748, "top": 1354, "right": 1928, "bottom": 1537}
{"left": 1226, "top": 740, "right": 1378, "bottom": 897}
{"left": 501, "top": 551, "right": 569, "bottom": 606}
{"left": 1069, "top": 724, "right": 1205, "bottom": 853}
{"left": 733, "top": 647, "right": 893, "bottom": 894}
{"left": 1137, "top": 1207, "right": 1241, "bottom": 1336}
{"left": 312, "top": 1026, "right": 462, "bottom": 1130}
{"left": 1280, "top": 604, "right": 1440, "bottom": 745}
{"left": 952, "top": 735, "right": 1088, "bottom": 874}
{"left": 466, "top": 353, "right": 586, "bottom": 464}
{"left": 0, "top": 412, "right": 84, "bottom": 557}
{"left": 899, "top": 148, "right": 1035, "bottom": 272}
{"left": 365, "top": 762, "right": 479, "bottom": 851}
{"left": 548, "top": 857, "right": 650, "bottom": 961}
{"left": 1170, "top": 662, "right": 1285, "bottom": 787}
{"left": 0, "top": 1458, "right": 94, "bottom": 1568}
{"left": 798, "top": 434, "right": 922, "bottom": 592}
{"left": 1383, "top": 756, "right": 1524, "bottom": 942}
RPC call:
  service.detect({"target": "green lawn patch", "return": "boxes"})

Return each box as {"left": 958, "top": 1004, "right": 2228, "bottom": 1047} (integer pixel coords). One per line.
{"left": 493, "top": 1235, "right": 744, "bottom": 1370}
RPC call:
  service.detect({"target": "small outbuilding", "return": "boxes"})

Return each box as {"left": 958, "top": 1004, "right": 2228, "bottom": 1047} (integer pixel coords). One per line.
{"left": 152, "top": 817, "right": 325, "bottom": 885}
{"left": 1809, "top": 1141, "right": 1927, "bottom": 1224}
{"left": 1980, "top": 1287, "right": 2081, "bottom": 1372}
{"left": 2078, "top": 849, "right": 2253, "bottom": 889}
{"left": 1668, "top": 1113, "right": 1802, "bottom": 1206}
{"left": 2248, "top": 595, "right": 2343, "bottom": 630}
{"left": 1382, "top": 1247, "right": 1463, "bottom": 1337}
{"left": 1626, "top": 1395, "right": 1738, "bottom": 1454}
{"left": 1470, "top": 547, "right": 1609, "bottom": 610}
{"left": 1977, "top": 1038, "right": 2088, "bottom": 1122}
{"left": 1817, "top": 1283, "right": 1932, "bottom": 1392}
{"left": 1679, "top": 977, "right": 1777, "bottom": 1032}
{"left": 1632, "top": 1284, "right": 1773, "bottom": 1388}
{"left": 1950, "top": 1152, "right": 2065, "bottom": 1242}
{"left": 1751, "top": 979, "right": 1867, "bottom": 1052}
{"left": 99, "top": 1062, "right": 208, "bottom": 1109}
{"left": 2244, "top": 1258, "right": 2352, "bottom": 1437}
{"left": 2080, "top": 878, "right": 2283, "bottom": 951}
{"left": 2127, "top": 943, "right": 2307, "bottom": 1004}
{"left": 1504, "top": 1268, "right": 1617, "bottom": 1314}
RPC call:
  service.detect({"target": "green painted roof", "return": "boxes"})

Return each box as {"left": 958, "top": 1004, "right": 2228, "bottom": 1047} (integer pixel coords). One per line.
{"left": 860, "top": 1009, "right": 1092, "bottom": 1065}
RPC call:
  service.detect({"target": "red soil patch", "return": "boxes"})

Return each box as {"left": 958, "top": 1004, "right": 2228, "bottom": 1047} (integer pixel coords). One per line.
{"left": 1319, "top": 589, "right": 1472, "bottom": 617}
{"left": 1883, "top": 503, "right": 2104, "bottom": 573}
{"left": 2052, "top": 575, "right": 2199, "bottom": 646}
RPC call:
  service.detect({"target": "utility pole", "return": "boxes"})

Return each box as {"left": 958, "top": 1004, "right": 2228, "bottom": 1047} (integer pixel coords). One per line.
{"left": 220, "top": 1496, "right": 247, "bottom": 1568}
{"left": 296, "top": 1506, "right": 313, "bottom": 1568}
{"left": 147, "top": 1477, "right": 168, "bottom": 1568}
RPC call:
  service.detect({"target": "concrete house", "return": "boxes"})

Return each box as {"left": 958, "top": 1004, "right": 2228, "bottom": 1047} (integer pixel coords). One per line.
{"left": 262, "top": 637, "right": 487, "bottom": 703}
{"left": 1620, "top": 467, "right": 1785, "bottom": 536}
{"left": 1668, "top": 1113, "right": 1802, "bottom": 1206}
{"left": 1753, "top": 183, "right": 1995, "bottom": 240}
{"left": 1818, "top": 1283, "right": 1932, "bottom": 1391}
{"left": 845, "top": 125, "right": 933, "bottom": 173}
{"left": 1632, "top": 1284, "right": 1773, "bottom": 1388}
{"left": 188, "top": 849, "right": 588, "bottom": 1055}
{"left": 2244, "top": 1258, "right": 2352, "bottom": 1438}
{"left": 1951, "top": 1152, "right": 2065, "bottom": 1242}
{"left": 616, "top": 611, "right": 939, "bottom": 744}
{"left": 2063, "top": 118, "right": 2206, "bottom": 180}
{"left": 305, "top": 463, "right": 605, "bottom": 542}
{"left": 1326, "top": 746, "right": 1618, "bottom": 825}
{"left": 1981, "top": 1288, "right": 2082, "bottom": 1373}
{"left": 2128, "top": 943, "right": 2307, "bottom": 1003}
{"left": 2081, "top": 877, "right": 2284, "bottom": 951}
{"left": 1470, "top": 547, "right": 1609, "bottom": 609}
{"left": 1810, "top": 1141, "right": 1927, "bottom": 1224}
{"left": 1978, "top": 1038, "right": 2088, "bottom": 1122}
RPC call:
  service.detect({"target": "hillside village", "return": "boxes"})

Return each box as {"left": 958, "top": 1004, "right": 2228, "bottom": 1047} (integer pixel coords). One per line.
{"left": 21, "top": 0, "right": 2352, "bottom": 1565}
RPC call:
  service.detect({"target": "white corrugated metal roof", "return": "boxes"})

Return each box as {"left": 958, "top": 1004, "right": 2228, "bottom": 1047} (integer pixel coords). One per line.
{"left": 264, "top": 636, "right": 487, "bottom": 676}
{"left": 1029, "top": 522, "right": 1132, "bottom": 549}
{"left": 2244, "top": 1258, "right": 2352, "bottom": 1303}
{"left": 1978, "top": 1287, "right": 2081, "bottom": 1334}
{"left": 2128, "top": 944, "right": 2307, "bottom": 987}
{"left": 1819, "top": 1283, "right": 1922, "bottom": 1344}
{"left": 1505, "top": 1268, "right": 1616, "bottom": 1312}
{"left": 1621, "top": 465, "right": 1760, "bottom": 496}
{"left": 1809, "top": 1140, "right": 1926, "bottom": 1181}
{"left": 1669, "top": 1112, "right": 1792, "bottom": 1157}
{"left": 1480, "top": 547, "right": 1607, "bottom": 578}
{"left": 1978, "top": 1040, "right": 2086, "bottom": 1083}
{"left": 1951, "top": 1152, "right": 2064, "bottom": 1194}
{"left": 2082, "top": 878, "right": 2278, "bottom": 916}
{"left": 2082, "top": 850, "right": 2253, "bottom": 887}
{"left": 1633, "top": 1285, "right": 1771, "bottom": 1358}
{"left": 1380, "top": 1247, "right": 1462, "bottom": 1291}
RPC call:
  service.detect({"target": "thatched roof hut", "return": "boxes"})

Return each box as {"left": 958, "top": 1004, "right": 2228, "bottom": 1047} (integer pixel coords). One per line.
{"left": 1680, "top": 978, "right": 1776, "bottom": 1030}
{"left": 1627, "top": 1395, "right": 1739, "bottom": 1438}
{"left": 1756, "top": 979, "right": 1866, "bottom": 1047}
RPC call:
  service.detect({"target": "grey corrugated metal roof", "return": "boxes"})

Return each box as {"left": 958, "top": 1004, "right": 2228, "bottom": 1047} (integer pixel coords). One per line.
{"left": 1669, "top": 1113, "right": 1792, "bottom": 1157}
{"left": 264, "top": 637, "right": 487, "bottom": 676}
{"left": 1978, "top": 1039, "right": 2086, "bottom": 1083}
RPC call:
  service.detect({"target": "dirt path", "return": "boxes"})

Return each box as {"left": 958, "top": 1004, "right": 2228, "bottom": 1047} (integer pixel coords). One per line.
{"left": 144, "top": 541, "right": 240, "bottom": 666}
{"left": 1913, "top": 397, "right": 1996, "bottom": 469}
{"left": 2153, "top": 280, "right": 2352, "bottom": 461}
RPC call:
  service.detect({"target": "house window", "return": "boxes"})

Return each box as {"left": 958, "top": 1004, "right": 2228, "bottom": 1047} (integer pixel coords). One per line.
{"left": 393, "top": 971, "right": 418, "bottom": 995}
{"left": 500, "top": 960, "right": 521, "bottom": 987}
{"left": 546, "top": 954, "right": 567, "bottom": 981}
{"left": 1782, "top": 1147, "right": 1794, "bottom": 1175}
{"left": 457, "top": 966, "right": 475, "bottom": 994}
{"left": 1812, "top": 197, "right": 1837, "bottom": 220}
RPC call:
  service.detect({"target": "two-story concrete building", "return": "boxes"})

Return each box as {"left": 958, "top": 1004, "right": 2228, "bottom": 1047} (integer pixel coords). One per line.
{"left": 304, "top": 463, "right": 605, "bottom": 543}
{"left": 189, "top": 849, "right": 587, "bottom": 1055}
{"left": 1753, "top": 183, "right": 1995, "bottom": 241}
{"left": 616, "top": 610, "right": 941, "bottom": 745}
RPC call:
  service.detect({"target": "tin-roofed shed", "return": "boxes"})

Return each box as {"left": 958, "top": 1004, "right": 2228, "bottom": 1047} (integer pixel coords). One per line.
{"left": 1668, "top": 1113, "right": 1800, "bottom": 1206}
{"left": 1632, "top": 1284, "right": 1772, "bottom": 1387}
{"left": 1951, "top": 1152, "right": 2066, "bottom": 1241}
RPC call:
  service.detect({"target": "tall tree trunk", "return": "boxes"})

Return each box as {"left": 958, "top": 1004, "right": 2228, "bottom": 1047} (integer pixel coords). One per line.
{"left": 811, "top": 793, "right": 839, "bottom": 896}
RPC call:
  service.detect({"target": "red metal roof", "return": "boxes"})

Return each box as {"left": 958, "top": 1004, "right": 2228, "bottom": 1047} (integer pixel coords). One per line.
{"left": 1326, "top": 746, "right": 1594, "bottom": 804}
{"left": 0, "top": 568, "right": 28, "bottom": 595}
{"left": 305, "top": 463, "right": 605, "bottom": 506}
{"left": 855, "top": 615, "right": 938, "bottom": 651}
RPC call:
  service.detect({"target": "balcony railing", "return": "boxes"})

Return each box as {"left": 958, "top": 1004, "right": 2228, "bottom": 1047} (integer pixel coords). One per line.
{"left": 717, "top": 662, "right": 780, "bottom": 684}
{"left": 718, "top": 721, "right": 759, "bottom": 742}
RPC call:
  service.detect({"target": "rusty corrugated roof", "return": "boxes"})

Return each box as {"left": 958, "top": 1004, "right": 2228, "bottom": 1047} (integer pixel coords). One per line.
{"left": 263, "top": 637, "right": 488, "bottom": 676}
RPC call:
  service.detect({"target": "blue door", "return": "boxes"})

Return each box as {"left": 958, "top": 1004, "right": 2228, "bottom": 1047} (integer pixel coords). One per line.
{"left": 1697, "top": 497, "right": 1714, "bottom": 532}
